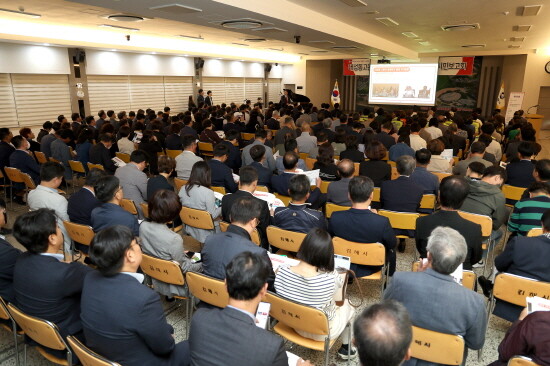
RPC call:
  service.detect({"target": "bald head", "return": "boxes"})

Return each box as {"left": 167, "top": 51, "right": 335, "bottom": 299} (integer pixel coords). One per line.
{"left": 337, "top": 159, "right": 355, "bottom": 178}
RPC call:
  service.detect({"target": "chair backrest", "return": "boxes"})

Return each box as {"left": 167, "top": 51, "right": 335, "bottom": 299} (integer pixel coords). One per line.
{"left": 502, "top": 184, "right": 525, "bottom": 202}
{"left": 174, "top": 178, "right": 187, "bottom": 193}
{"left": 508, "top": 356, "right": 539, "bottom": 366}
{"left": 299, "top": 152, "right": 308, "bottom": 161}
{"left": 139, "top": 202, "right": 149, "bottom": 219}
{"left": 180, "top": 206, "right": 215, "bottom": 230}
{"left": 7, "top": 303, "right": 68, "bottom": 351}
{"left": 372, "top": 187, "right": 381, "bottom": 202}
{"left": 20, "top": 172, "right": 36, "bottom": 190}
{"left": 34, "top": 151, "right": 48, "bottom": 164}
{"left": 67, "top": 335, "right": 121, "bottom": 366}
{"left": 266, "top": 226, "right": 306, "bottom": 252}
{"left": 419, "top": 194, "right": 436, "bottom": 210}
{"left": 185, "top": 272, "right": 229, "bottom": 308}
{"left": 493, "top": 273, "right": 550, "bottom": 306}
{"left": 0, "top": 297, "right": 10, "bottom": 321}
{"left": 87, "top": 162, "right": 105, "bottom": 171}
{"left": 325, "top": 202, "right": 351, "bottom": 218}
{"left": 388, "top": 160, "right": 397, "bottom": 167}
{"left": 115, "top": 152, "right": 130, "bottom": 164}
{"left": 319, "top": 180, "right": 331, "bottom": 194}
{"left": 4, "top": 167, "right": 23, "bottom": 183}
{"left": 119, "top": 198, "right": 138, "bottom": 215}
{"left": 391, "top": 166, "right": 399, "bottom": 180}
{"left": 165, "top": 150, "right": 181, "bottom": 159}
{"left": 305, "top": 157, "right": 315, "bottom": 170}
{"left": 198, "top": 142, "right": 214, "bottom": 156}
{"left": 241, "top": 132, "right": 255, "bottom": 141}
{"left": 68, "top": 160, "right": 86, "bottom": 174}
{"left": 527, "top": 227, "right": 543, "bottom": 237}
{"left": 255, "top": 185, "right": 269, "bottom": 192}
{"left": 211, "top": 186, "right": 226, "bottom": 195}
{"left": 274, "top": 193, "right": 291, "bottom": 206}
{"left": 49, "top": 156, "right": 60, "bottom": 163}
{"left": 219, "top": 221, "right": 260, "bottom": 246}
{"left": 265, "top": 292, "right": 329, "bottom": 336}
{"left": 433, "top": 172, "right": 452, "bottom": 182}
{"left": 140, "top": 253, "right": 185, "bottom": 286}
{"left": 353, "top": 162, "right": 360, "bottom": 176}
{"left": 63, "top": 221, "right": 95, "bottom": 246}
{"left": 333, "top": 237, "right": 385, "bottom": 266}
{"left": 378, "top": 210, "right": 420, "bottom": 231}
{"left": 410, "top": 326, "right": 464, "bottom": 365}
{"left": 458, "top": 211, "right": 492, "bottom": 237}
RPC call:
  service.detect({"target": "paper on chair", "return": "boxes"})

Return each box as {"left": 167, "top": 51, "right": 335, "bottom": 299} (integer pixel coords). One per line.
{"left": 232, "top": 173, "right": 240, "bottom": 183}
{"left": 450, "top": 263, "right": 463, "bottom": 285}
{"left": 527, "top": 296, "right": 550, "bottom": 313}
{"left": 441, "top": 149, "right": 453, "bottom": 161}
{"left": 112, "top": 157, "right": 126, "bottom": 167}
{"left": 253, "top": 191, "right": 285, "bottom": 210}
{"left": 268, "top": 253, "right": 300, "bottom": 271}
{"left": 288, "top": 169, "right": 320, "bottom": 186}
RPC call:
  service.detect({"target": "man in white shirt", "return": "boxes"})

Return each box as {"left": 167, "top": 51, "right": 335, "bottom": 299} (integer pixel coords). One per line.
{"left": 117, "top": 126, "right": 135, "bottom": 155}
{"left": 296, "top": 122, "right": 317, "bottom": 154}
{"left": 409, "top": 123, "right": 427, "bottom": 151}
{"left": 424, "top": 119, "right": 443, "bottom": 140}
{"left": 175, "top": 135, "right": 203, "bottom": 180}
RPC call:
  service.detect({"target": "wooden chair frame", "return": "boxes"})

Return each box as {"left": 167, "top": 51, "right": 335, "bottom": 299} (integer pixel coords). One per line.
{"left": 219, "top": 221, "right": 261, "bottom": 246}
{"left": 0, "top": 297, "right": 20, "bottom": 366}
{"left": 502, "top": 184, "right": 525, "bottom": 208}
{"left": 410, "top": 326, "right": 465, "bottom": 365}
{"left": 115, "top": 152, "right": 130, "bottom": 164}
{"left": 139, "top": 202, "right": 149, "bottom": 219}
{"left": 378, "top": 210, "right": 420, "bottom": 239}
{"left": 211, "top": 186, "right": 226, "bottom": 195}
{"left": 458, "top": 211, "right": 493, "bottom": 274}
{"left": 266, "top": 226, "right": 306, "bottom": 253}
{"left": 34, "top": 151, "right": 48, "bottom": 164}
{"left": 87, "top": 163, "right": 105, "bottom": 171}
{"left": 255, "top": 185, "right": 269, "bottom": 193}
{"left": 319, "top": 180, "right": 331, "bottom": 194}
{"left": 273, "top": 193, "right": 291, "bottom": 206}
{"left": 527, "top": 228, "right": 542, "bottom": 237}
{"left": 67, "top": 335, "right": 121, "bottom": 366}
{"left": 508, "top": 356, "right": 539, "bottom": 366}
{"left": 197, "top": 142, "right": 214, "bottom": 157}
{"left": 63, "top": 221, "right": 95, "bottom": 256}
{"left": 433, "top": 172, "right": 452, "bottom": 182}
{"left": 419, "top": 194, "right": 436, "bottom": 210}
{"left": 305, "top": 157, "right": 315, "bottom": 171}
{"left": 68, "top": 160, "right": 86, "bottom": 191}
{"left": 180, "top": 206, "right": 215, "bottom": 247}
{"left": 120, "top": 198, "right": 139, "bottom": 216}
{"left": 325, "top": 203, "right": 350, "bottom": 219}
{"left": 185, "top": 272, "right": 229, "bottom": 309}
{"left": 174, "top": 178, "right": 187, "bottom": 193}
{"left": 165, "top": 150, "right": 182, "bottom": 159}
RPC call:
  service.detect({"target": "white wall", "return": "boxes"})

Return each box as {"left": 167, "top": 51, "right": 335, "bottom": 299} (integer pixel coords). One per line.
{"left": 283, "top": 59, "right": 307, "bottom": 94}
{"left": 85, "top": 49, "right": 194, "bottom": 76}
{"left": 202, "top": 59, "right": 265, "bottom": 78}
{"left": 0, "top": 42, "right": 70, "bottom": 74}
{"left": 267, "top": 64, "right": 284, "bottom": 79}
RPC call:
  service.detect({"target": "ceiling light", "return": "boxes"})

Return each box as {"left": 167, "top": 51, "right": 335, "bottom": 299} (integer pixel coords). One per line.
{"left": 338, "top": 0, "right": 368, "bottom": 7}
{"left": 376, "top": 17, "right": 399, "bottom": 26}
{"left": 441, "top": 23, "right": 480, "bottom": 31}
{"left": 111, "top": 49, "right": 116, "bottom": 51}
{"left": 0, "top": 8, "right": 41, "bottom": 18}
{"left": 402, "top": 32, "right": 418, "bottom": 38}
{"left": 308, "top": 40, "right": 335, "bottom": 44}
{"left": 99, "top": 24, "right": 139, "bottom": 32}
{"left": 365, "top": 10, "right": 379, "bottom": 14}
{"left": 151, "top": 52, "right": 156, "bottom": 54}
{"left": 107, "top": 15, "right": 144, "bottom": 22}
{"left": 221, "top": 20, "right": 262, "bottom": 29}
{"left": 177, "top": 34, "right": 203, "bottom": 40}
{"left": 43, "top": 43, "right": 50, "bottom": 46}
{"left": 244, "top": 38, "right": 267, "bottom": 42}
{"left": 268, "top": 48, "right": 283, "bottom": 51}
{"left": 521, "top": 5, "right": 542, "bottom": 16}
{"left": 508, "top": 45, "right": 521, "bottom": 49}
{"left": 311, "top": 50, "right": 329, "bottom": 53}
{"left": 298, "top": 53, "right": 309, "bottom": 55}
{"left": 232, "top": 42, "right": 249, "bottom": 47}
{"left": 432, "top": 48, "right": 439, "bottom": 51}
{"left": 251, "top": 27, "right": 287, "bottom": 33}
{"left": 514, "top": 25, "right": 532, "bottom": 31}
{"left": 510, "top": 36, "right": 526, "bottom": 42}
{"left": 419, "top": 41, "right": 431, "bottom": 46}
{"left": 332, "top": 46, "right": 360, "bottom": 50}
{"left": 149, "top": 4, "right": 202, "bottom": 14}
{"left": 461, "top": 44, "right": 486, "bottom": 48}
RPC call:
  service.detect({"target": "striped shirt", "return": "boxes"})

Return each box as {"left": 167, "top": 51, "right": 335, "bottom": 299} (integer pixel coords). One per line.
{"left": 274, "top": 265, "right": 342, "bottom": 320}
{"left": 508, "top": 195, "right": 550, "bottom": 236}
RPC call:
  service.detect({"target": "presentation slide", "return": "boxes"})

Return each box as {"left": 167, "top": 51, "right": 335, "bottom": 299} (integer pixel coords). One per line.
{"left": 368, "top": 63, "right": 438, "bottom": 106}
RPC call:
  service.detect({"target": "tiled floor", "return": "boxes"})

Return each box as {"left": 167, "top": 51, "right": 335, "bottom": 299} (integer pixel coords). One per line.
{"left": 2, "top": 130, "right": 550, "bottom": 366}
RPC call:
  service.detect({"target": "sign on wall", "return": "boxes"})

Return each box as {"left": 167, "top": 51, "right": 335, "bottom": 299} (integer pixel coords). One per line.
{"left": 438, "top": 57, "right": 474, "bottom": 75}
{"left": 343, "top": 59, "right": 371, "bottom": 76}
{"left": 504, "top": 92, "right": 525, "bottom": 122}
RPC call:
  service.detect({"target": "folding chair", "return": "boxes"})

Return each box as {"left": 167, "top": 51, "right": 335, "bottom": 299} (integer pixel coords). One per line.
{"left": 241, "top": 132, "right": 255, "bottom": 141}
{"left": 325, "top": 202, "right": 350, "bottom": 219}
{"left": 186, "top": 272, "right": 229, "bottom": 308}
{"left": 49, "top": 157, "right": 61, "bottom": 164}
{"left": 63, "top": 221, "right": 95, "bottom": 257}
{"left": 0, "top": 297, "right": 21, "bottom": 366}
{"left": 7, "top": 303, "right": 73, "bottom": 365}
{"left": 211, "top": 186, "right": 226, "bottom": 195}
{"left": 372, "top": 187, "right": 381, "bottom": 203}
{"left": 458, "top": 211, "right": 493, "bottom": 273}
{"left": 333, "top": 237, "right": 388, "bottom": 297}
{"left": 119, "top": 198, "right": 139, "bottom": 215}
{"left": 67, "top": 335, "right": 121, "bottom": 366}
{"left": 319, "top": 180, "right": 331, "bottom": 194}
{"left": 68, "top": 160, "right": 86, "bottom": 191}
{"left": 378, "top": 209, "right": 420, "bottom": 253}
{"left": 0, "top": 169, "right": 12, "bottom": 202}
{"left": 165, "top": 150, "right": 181, "bottom": 159}
{"left": 391, "top": 166, "right": 399, "bottom": 180}
{"left": 179, "top": 206, "right": 216, "bottom": 249}
{"left": 299, "top": 152, "right": 308, "bottom": 161}
{"left": 197, "top": 142, "right": 214, "bottom": 157}
{"left": 410, "top": 326, "right": 465, "bottom": 365}
{"left": 305, "top": 157, "right": 315, "bottom": 171}
{"left": 353, "top": 163, "right": 360, "bottom": 176}
{"left": 174, "top": 178, "right": 187, "bottom": 193}
{"left": 19, "top": 172, "right": 36, "bottom": 203}
{"left": 432, "top": 172, "right": 452, "bottom": 182}
{"left": 4, "top": 167, "right": 24, "bottom": 208}
{"left": 34, "top": 151, "right": 48, "bottom": 164}
{"left": 419, "top": 194, "right": 436, "bottom": 211}
{"left": 219, "top": 221, "right": 261, "bottom": 246}
{"left": 255, "top": 185, "right": 269, "bottom": 192}
{"left": 139, "top": 253, "right": 192, "bottom": 336}
{"left": 87, "top": 163, "right": 104, "bottom": 171}
{"left": 527, "top": 227, "right": 543, "bottom": 237}
{"left": 265, "top": 292, "right": 352, "bottom": 366}
{"left": 508, "top": 356, "right": 539, "bottom": 366}
{"left": 266, "top": 226, "right": 306, "bottom": 254}
{"left": 502, "top": 184, "right": 525, "bottom": 208}
{"left": 411, "top": 262, "right": 476, "bottom": 291}
{"left": 139, "top": 202, "right": 149, "bottom": 219}
{"left": 274, "top": 192, "right": 291, "bottom": 206}
{"left": 115, "top": 152, "right": 130, "bottom": 164}
{"left": 388, "top": 160, "right": 396, "bottom": 167}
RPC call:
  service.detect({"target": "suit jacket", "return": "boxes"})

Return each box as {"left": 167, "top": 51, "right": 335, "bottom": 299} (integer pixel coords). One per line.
{"left": 271, "top": 172, "right": 324, "bottom": 209}
{"left": 506, "top": 160, "right": 535, "bottom": 188}
{"left": 40, "top": 134, "right": 56, "bottom": 158}
{"left": 197, "top": 94, "right": 205, "bottom": 105}
{"left": 449, "top": 134, "right": 466, "bottom": 156}
{"left": 375, "top": 131, "right": 396, "bottom": 150}
{"left": 273, "top": 203, "right": 327, "bottom": 234}
{"left": 384, "top": 269, "right": 487, "bottom": 366}
{"left": 0, "top": 141, "right": 14, "bottom": 172}
{"left": 165, "top": 134, "right": 183, "bottom": 150}
{"left": 381, "top": 176, "right": 423, "bottom": 213}
{"left": 81, "top": 271, "right": 190, "bottom": 366}
{"left": 115, "top": 163, "right": 148, "bottom": 216}
{"left": 201, "top": 225, "right": 275, "bottom": 289}
{"left": 89, "top": 143, "right": 117, "bottom": 173}
{"left": 204, "top": 95, "right": 213, "bottom": 106}
{"left": 249, "top": 162, "right": 272, "bottom": 188}
{"left": 220, "top": 141, "right": 241, "bottom": 173}
{"left": 180, "top": 126, "right": 198, "bottom": 139}
{"left": 147, "top": 175, "right": 174, "bottom": 200}
{"left": 189, "top": 306, "right": 287, "bottom": 366}
{"left": 410, "top": 166, "right": 439, "bottom": 195}
{"left": 9, "top": 149, "right": 40, "bottom": 184}
{"left": 415, "top": 211, "right": 482, "bottom": 270}
{"left": 242, "top": 140, "right": 276, "bottom": 172}
{"left": 91, "top": 203, "right": 140, "bottom": 236}
{"left": 14, "top": 253, "right": 92, "bottom": 337}
{"left": 51, "top": 139, "right": 73, "bottom": 180}
{"left": 208, "top": 159, "right": 238, "bottom": 193}
{"left": 67, "top": 187, "right": 100, "bottom": 226}
{"left": 221, "top": 190, "right": 271, "bottom": 249}
{"left": 326, "top": 177, "right": 352, "bottom": 206}
{"left": 0, "top": 238, "right": 21, "bottom": 304}
{"left": 175, "top": 151, "right": 203, "bottom": 180}
{"left": 359, "top": 160, "right": 391, "bottom": 187}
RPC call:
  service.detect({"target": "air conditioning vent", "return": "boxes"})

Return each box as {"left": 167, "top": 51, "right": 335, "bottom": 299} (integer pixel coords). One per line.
{"left": 149, "top": 4, "right": 202, "bottom": 14}
{"left": 251, "top": 27, "right": 288, "bottom": 33}
{"left": 461, "top": 44, "right": 486, "bottom": 48}
{"left": 402, "top": 32, "right": 418, "bottom": 38}
{"left": 244, "top": 38, "right": 267, "bottom": 42}
{"left": 107, "top": 14, "right": 145, "bottom": 22}
{"left": 441, "top": 23, "right": 480, "bottom": 31}
{"left": 332, "top": 46, "right": 360, "bottom": 50}
{"left": 177, "top": 34, "right": 203, "bottom": 40}
{"left": 311, "top": 50, "right": 329, "bottom": 53}
{"left": 508, "top": 45, "right": 521, "bottom": 49}
{"left": 221, "top": 19, "right": 263, "bottom": 29}
{"left": 521, "top": 5, "right": 542, "bottom": 16}
{"left": 510, "top": 36, "right": 525, "bottom": 42}
{"left": 308, "top": 40, "right": 335, "bottom": 45}
{"left": 514, "top": 25, "right": 532, "bottom": 32}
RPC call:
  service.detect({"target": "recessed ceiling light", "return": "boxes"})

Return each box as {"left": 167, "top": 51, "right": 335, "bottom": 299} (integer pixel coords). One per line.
{"left": 244, "top": 38, "right": 267, "bottom": 42}
{"left": 111, "top": 49, "right": 117, "bottom": 51}
{"left": 177, "top": 34, "right": 203, "bottom": 40}
{"left": 521, "top": 5, "right": 542, "bottom": 16}
{"left": 298, "top": 53, "right": 309, "bottom": 55}
{"left": 432, "top": 48, "right": 439, "bottom": 51}
{"left": 183, "top": 54, "right": 189, "bottom": 57}
{"left": 151, "top": 52, "right": 156, "bottom": 54}
{"left": 107, "top": 14, "right": 144, "bottom": 22}
{"left": 268, "top": 48, "right": 283, "bottom": 52}
{"left": 43, "top": 43, "right": 50, "bottom": 46}
{"left": 376, "top": 17, "right": 399, "bottom": 26}
{"left": 402, "top": 32, "right": 418, "bottom": 38}
{"left": 0, "top": 8, "right": 41, "bottom": 18}
{"left": 231, "top": 42, "right": 249, "bottom": 47}
{"left": 221, "top": 20, "right": 262, "bottom": 29}
{"left": 510, "top": 36, "right": 525, "bottom": 42}
{"left": 308, "top": 40, "right": 335, "bottom": 44}
{"left": 461, "top": 44, "right": 486, "bottom": 48}
{"left": 508, "top": 45, "right": 521, "bottom": 49}
{"left": 337, "top": 0, "right": 368, "bottom": 7}
{"left": 332, "top": 46, "right": 360, "bottom": 50}
{"left": 149, "top": 4, "right": 202, "bottom": 14}
{"left": 365, "top": 10, "right": 379, "bottom": 14}
{"left": 441, "top": 23, "right": 480, "bottom": 31}
{"left": 419, "top": 41, "right": 431, "bottom": 46}
{"left": 99, "top": 24, "right": 139, "bottom": 31}
{"left": 370, "top": 53, "right": 378, "bottom": 56}
{"left": 514, "top": 25, "right": 532, "bottom": 32}
{"left": 311, "top": 50, "right": 329, "bottom": 53}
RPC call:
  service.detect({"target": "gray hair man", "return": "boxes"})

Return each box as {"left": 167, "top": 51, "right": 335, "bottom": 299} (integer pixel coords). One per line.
{"left": 384, "top": 226, "right": 487, "bottom": 365}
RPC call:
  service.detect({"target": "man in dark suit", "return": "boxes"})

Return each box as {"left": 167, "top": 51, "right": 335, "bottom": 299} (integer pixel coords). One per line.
{"left": 0, "top": 199, "right": 21, "bottom": 305}
{"left": 0, "top": 128, "right": 14, "bottom": 174}
{"left": 446, "top": 123, "right": 467, "bottom": 156}
{"left": 71, "top": 112, "right": 83, "bottom": 136}
{"left": 68, "top": 168, "right": 105, "bottom": 227}
{"left": 202, "top": 196, "right": 275, "bottom": 289}
{"left": 9, "top": 135, "right": 41, "bottom": 185}
{"left": 385, "top": 227, "right": 487, "bottom": 365}
{"left": 375, "top": 122, "right": 396, "bottom": 150}
{"left": 190, "top": 252, "right": 307, "bottom": 366}
{"left": 416, "top": 175, "right": 482, "bottom": 270}
{"left": 164, "top": 122, "right": 183, "bottom": 150}
{"left": 506, "top": 141, "right": 535, "bottom": 188}
{"left": 208, "top": 143, "right": 238, "bottom": 193}
{"left": 381, "top": 155, "right": 423, "bottom": 213}
{"left": 204, "top": 90, "right": 213, "bottom": 106}
{"left": 197, "top": 89, "right": 205, "bottom": 106}
{"left": 96, "top": 110, "right": 107, "bottom": 131}
{"left": 249, "top": 144, "right": 272, "bottom": 189}
{"left": 13, "top": 209, "right": 92, "bottom": 358}
{"left": 89, "top": 134, "right": 117, "bottom": 173}
{"left": 180, "top": 115, "right": 198, "bottom": 139}
{"left": 327, "top": 159, "right": 354, "bottom": 206}
{"left": 279, "top": 89, "right": 291, "bottom": 107}
{"left": 222, "top": 167, "right": 271, "bottom": 249}
{"left": 329, "top": 176, "right": 396, "bottom": 275}
{"left": 81, "top": 226, "right": 190, "bottom": 366}
{"left": 220, "top": 130, "right": 241, "bottom": 173}
{"left": 40, "top": 122, "right": 61, "bottom": 158}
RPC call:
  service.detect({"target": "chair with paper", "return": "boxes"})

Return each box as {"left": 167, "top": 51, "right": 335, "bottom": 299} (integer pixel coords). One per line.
{"left": 411, "top": 262, "right": 476, "bottom": 291}
{"left": 325, "top": 203, "right": 350, "bottom": 219}
{"left": 63, "top": 221, "right": 95, "bottom": 257}
{"left": 274, "top": 193, "right": 291, "bottom": 206}
{"left": 219, "top": 221, "right": 261, "bottom": 246}
{"left": 266, "top": 226, "right": 306, "bottom": 254}
{"left": 255, "top": 185, "right": 269, "bottom": 192}
{"left": 67, "top": 335, "right": 121, "bottom": 366}
{"left": 211, "top": 186, "right": 226, "bottom": 195}
{"left": 305, "top": 157, "right": 316, "bottom": 171}
{"left": 265, "top": 292, "right": 352, "bottom": 366}
{"left": 409, "top": 326, "right": 465, "bottom": 366}
{"left": 333, "top": 237, "right": 388, "bottom": 298}
{"left": 185, "top": 272, "right": 229, "bottom": 308}
{"left": 527, "top": 228, "right": 543, "bottom": 237}
{"left": 508, "top": 356, "right": 540, "bottom": 366}
{"left": 115, "top": 152, "right": 130, "bottom": 164}
{"left": 179, "top": 206, "right": 216, "bottom": 250}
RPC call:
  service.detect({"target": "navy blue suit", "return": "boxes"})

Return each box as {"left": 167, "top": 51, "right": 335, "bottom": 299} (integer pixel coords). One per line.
{"left": 249, "top": 162, "right": 273, "bottom": 189}
{"left": 329, "top": 208, "right": 397, "bottom": 276}
{"left": 9, "top": 150, "right": 40, "bottom": 185}
{"left": 220, "top": 141, "right": 241, "bottom": 173}
{"left": 381, "top": 176, "right": 424, "bottom": 213}
{"left": 81, "top": 271, "right": 190, "bottom": 366}
{"left": 180, "top": 126, "right": 198, "bottom": 139}
{"left": 147, "top": 175, "right": 174, "bottom": 200}
{"left": 271, "top": 172, "right": 325, "bottom": 209}
{"left": 0, "top": 141, "right": 14, "bottom": 173}
{"left": 165, "top": 134, "right": 183, "bottom": 150}
{"left": 68, "top": 187, "right": 100, "bottom": 226}
{"left": 375, "top": 132, "right": 396, "bottom": 150}
{"left": 208, "top": 158, "right": 238, "bottom": 193}
{"left": 91, "top": 203, "right": 140, "bottom": 236}
{"left": 89, "top": 143, "right": 117, "bottom": 173}
{"left": 0, "top": 238, "right": 21, "bottom": 304}
{"left": 506, "top": 160, "right": 535, "bottom": 188}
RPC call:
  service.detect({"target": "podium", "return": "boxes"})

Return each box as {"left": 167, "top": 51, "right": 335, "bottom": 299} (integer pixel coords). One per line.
{"left": 526, "top": 114, "right": 544, "bottom": 133}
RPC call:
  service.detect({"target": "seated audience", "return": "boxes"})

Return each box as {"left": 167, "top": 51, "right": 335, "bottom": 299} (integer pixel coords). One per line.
{"left": 275, "top": 228, "right": 356, "bottom": 360}
{"left": 376, "top": 121, "right": 396, "bottom": 150}
{"left": 140, "top": 190, "right": 202, "bottom": 297}
{"left": 506, "top": 141, "right": 535, "bottom": 188}
{"left": 409, "top": 148, "right": 439, "bottom": 195}
{"left": 147, "top": 155, "right": 175, "bottom": 199}
{"left": 481, "top": 123, "right": 503, "bottom": 162}
{"left": 508, "top": 182, "right": 550, "bottom": 237}
{"left": 208, "top": 143, "right": 238, "bottom": 193}
{"left": 9, "top": 135, "right": 41, "bottom": 185}
{"left": 415, "top": 175, "right": 482, "bottom": 270}
{"left": 220, "top": 129, "right": 242, "bottom": 173}
{"left": 274, "top": 174, "right": 327, "bottom": 233}
{"left": 68, "top": 168, "right": 106, "bottom": 226}
{"left": 359, "top": 140, "right": 391, "bottom": 187}
{"left": 222, "top": 166, "right": 271, "bottom": 249}
{"left": 82, "top": 226, "right": 190, "bottom": 366}
{"left": 89, "top": 133, "right": 117, "bottom": 173}
{"left": 0, "top": 199, "right": 21, "bottom": 305}
{"left": 40, "top": 122, "right": 58, "bottom": 158}
{"left": 381, "top": 155, "right": 423, "bottom": 213}
{"left": 384, "top": 227, "right": 487, "bottom": 363}
{"left": 466, "top": 161, "right": 486, "bottom": 180}
{"left": 276, "top": 139, "right": 308, "bottom": 172}
{"left": 521, "top": 159, "right": 550, "bottom": 199}
{"left": 248, "top": 144, "right": 272, "bottom": 189}
{"left": 329, "top": 176, "right": 396, "bottom": 275}
{"left": 115, "top": 150, "right": 149, "bottom": 218}
{"left": 327, "top": 159, "right": 355, "bottom": 206}
{"left": 75, "top": 128, "right": 94, "bottom": 168}
{"left": 426, "top": 139, "right": 452, "bottom": 173}
{"left": 179, "top": 161, "right": 221, "bottom": 243}
{"left": 313, "top": 144, "right": 339, "bottom": 181}
{"left": 165, "top": 123, "right": 183, "bottom": 150}
{"left": 199, "top": 119, "right": 222, "bottom": 144}
{"left": 354, "top": 300, "right": 412, "bottom": 366}
{"left": 242, "top": 129, "right": 276, "bottom": 172}
{"left": 389, "top": 134, "right": 415, "bottom": 162}
{"left": 37, "top": 121, "right": 52, "bottom": 143}
{"left": 19, "top": 127, "right": 40, "bottom": 152}
{"left": 91, "top": 175, "right": 140, "bottom": 236}
{"left": 117, "top": 126, "right": 135, "bottom": 155}
{"left": 180, "top": 115, "right": 198, "bottom": 139}
{"left": 453, "top": 141, "right": 493, "bottom": 176}
{"left": 202, "top": 196, "right": 275, "bottom": 288}
{"left": 138, "top": 130, "right": 163, "bottom": 175}
{"left": 409, "top": 123, "right": 427, "bottom": 151}
{"left": 175, "top": 135, "right": 203, "bottom": 181}
{"left": 340, "top": 135, "right": 364, "bottom": 163}
{"left": 13, "top": 209, "right": 92, "bottom": 359}
{"left": 308, "top": 131, "right": 328, "bottom": 159}
{"left": 296, "top": 122, "right": 317, "bottom": 154}
{"left": 331, "top": 127, "right": 347, "bottom": 156}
